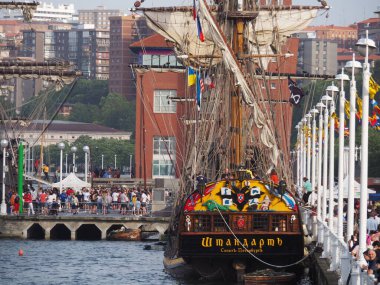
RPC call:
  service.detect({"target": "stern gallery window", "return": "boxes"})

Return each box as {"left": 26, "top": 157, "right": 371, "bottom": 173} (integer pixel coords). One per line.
{"left": 153, "top": 90, "right": 177, "bottom": 113}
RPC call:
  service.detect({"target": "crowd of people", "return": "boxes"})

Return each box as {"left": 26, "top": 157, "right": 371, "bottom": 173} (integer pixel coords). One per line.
{"left": 6, "top": 185, "right": 152, "bottom": 217}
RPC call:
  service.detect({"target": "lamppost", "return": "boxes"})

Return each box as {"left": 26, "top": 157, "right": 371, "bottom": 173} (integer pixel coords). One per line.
{"left": 101, "top": 154, "right": 104, "bottom": 170}
{"left": 295, "top": 123, "right": 301, "bottom": 187}
{"left": 321, "top": 93, "right": 332, "bottom": 258}
{"left": 305, "top": 113, "right": 312, "bottom": 181}
{"left": 114, "top": 154, "right": 117, "bottom": 169}
{"left": 357, "top": 30, "right": 376, "bottom": 265}
{"left": 335, "top": 69, "right": 350, "bottom": 240}
{"left": 1, "top": 139, "right": 8, "bottom": 215}
{"left": 83, "top": 146, "right": 90, "bottom": 183}
{"left": 345, "top": 56, "right": 362, "bottom": 243}
{"left": 316, "top": 102, "right": 325, "bottom": 244}
{"left": 71, "top": 146, "right": 77, "bottom": 173}
{"left": 65, "top": 153, "right": 68, "bottom": 175}
{"left": 310, "top": 108, "right": 319, "bottom": 206}
{"left": 326, "top": 83, "right": 339, "bottom": 234}
{"left": 58, "top": 142, "right": 65, "bottom": 193}
{"left": 129, "top": 154, "right": 132, "bottom": 178}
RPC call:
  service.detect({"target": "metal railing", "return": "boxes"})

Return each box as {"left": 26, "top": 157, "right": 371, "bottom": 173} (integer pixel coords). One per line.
{"left": 302, "top": 208, "right": 378, "bottom": 285}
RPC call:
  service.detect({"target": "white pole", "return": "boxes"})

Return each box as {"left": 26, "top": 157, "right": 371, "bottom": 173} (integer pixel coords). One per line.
{"left": 129, "top": 154, "right": 132, "bottom": 178}
{"left": 359, "top": 30, "right": 371, "bottom": 265}
{"left": 322, "top": 102, "right": 329, "bottom": 223}
{"left": 317, "top": 104, "right": 324, "bottom": 222}
{"left": 306, "top": 114, "right": 312, "bottom": 181}
{"left": 65, "top": 153, "right": 68, "bottom": 175}
{"left": 73, "top": 153, "right": 76, "bottom": 173}
{"left": 302, "top": 118, "right": 307, "bottom": 183}
{"left": 338, "top": 68, "right": 346, "bottom": 240}
{"left": 295, "top": 124, "right": 301, "bottom": 187}
{"left": 329, "top": 98, "right": 335, "bottom": 232}
{"left": 85, "top": 152, "right": 88, "bottom": 183}
{"left": 311, "top": 110, "right": 318, "bottom": 205}
{"left": 60, "top": 148, "right": 63, "bottom": 193}
{"left": 347, "top": 54, "right": 357, "bottom": 242}
{"left": 114, "top": 154, "right": 117, "bottom": 169}
{"left": 0, "top": 140, "right": 7, "bottom": 215}
{"left": 101, "top": 154, "right": 104, "bottom": 170}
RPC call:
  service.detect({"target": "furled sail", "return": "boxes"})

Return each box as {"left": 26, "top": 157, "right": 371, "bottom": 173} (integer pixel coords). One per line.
{"left": 141, "top": 5, "right": 321, "bottom": 68}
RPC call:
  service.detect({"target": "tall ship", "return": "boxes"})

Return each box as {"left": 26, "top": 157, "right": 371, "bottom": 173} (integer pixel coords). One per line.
{"left": 134, "top": 0, "right": 329, "bottom": 281}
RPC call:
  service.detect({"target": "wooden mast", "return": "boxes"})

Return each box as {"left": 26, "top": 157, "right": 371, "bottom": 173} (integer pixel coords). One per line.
{"left": 229, "top": 0, "right": 257, "bottom": 170}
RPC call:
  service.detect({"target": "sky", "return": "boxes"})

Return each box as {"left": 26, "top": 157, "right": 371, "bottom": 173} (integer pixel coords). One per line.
{"left": 45, "top": 0, "right": 380, "bottom": 26}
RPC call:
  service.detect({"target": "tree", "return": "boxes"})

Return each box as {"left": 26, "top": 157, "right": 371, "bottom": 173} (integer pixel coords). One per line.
{"left": 99, "top": 93, "right": 136, "bottom": 132}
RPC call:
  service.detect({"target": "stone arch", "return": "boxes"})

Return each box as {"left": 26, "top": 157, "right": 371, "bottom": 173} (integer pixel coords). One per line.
{"left": 27, "top": 223, "right": 45, "bottom": 240}
{"left": 76, "top": 224, "right": 101, "bottom": 240}
{"left": 50, "top": 223, "right": 71, "bottom": 240}
{"left": 106, "top": 224, "right": 125, "bottom": 236}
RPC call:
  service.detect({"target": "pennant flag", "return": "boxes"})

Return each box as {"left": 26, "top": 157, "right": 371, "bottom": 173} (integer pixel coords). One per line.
{"left": 288, "top": 77, "right": 305, "bottom": 105}
{"left": 188, "top": 67, "right": 196, "bottom": 87}
{"left": 344, "top": 99, "right": 350, "bottom": 119}
{"left": 369, "top": 76, "right": 380, "bottom": 100}
{"left": 196, "top": 71, "right": 202, "bottom": 110}
{"left": 193, "top": 0, "right": 196, "bottom": 20}
{"left": 196, "top": 15, "right": 205, "bottom": 42}
{"left": 356, "top": 94, "right": 362, "bottom": 121}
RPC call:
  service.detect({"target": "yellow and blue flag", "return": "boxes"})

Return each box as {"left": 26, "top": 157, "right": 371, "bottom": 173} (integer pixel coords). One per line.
{"left": 188, "top": 67, "right": 196, "bottom": 87}
{"left": 370, "top": 76, "right": 380, "bottom": 100}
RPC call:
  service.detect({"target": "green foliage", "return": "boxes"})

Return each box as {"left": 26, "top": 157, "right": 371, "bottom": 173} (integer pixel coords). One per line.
{"left": 34, "top": 136, "right": 135, "bottom": 172}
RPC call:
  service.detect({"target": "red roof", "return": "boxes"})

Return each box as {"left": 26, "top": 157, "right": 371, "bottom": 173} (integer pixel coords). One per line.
{"left": 357, "top": 18, "right": 380, "bottom": 24}
{"left": 130, "top": 33, "right": 174, "bottom": 49}
{"left": 305, "top": 25, "right": 356, "bottom": 31}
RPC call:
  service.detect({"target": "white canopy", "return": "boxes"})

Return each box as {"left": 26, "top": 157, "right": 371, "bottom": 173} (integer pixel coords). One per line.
{"left": 334, "top": 176, "right": 375, "bottom": 199}
{"left": 52, "top": 173, "right": 91, "bottom": 191}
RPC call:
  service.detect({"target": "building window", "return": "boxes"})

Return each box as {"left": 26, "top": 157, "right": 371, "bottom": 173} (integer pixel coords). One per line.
{"left": 152, "top": 136, "right": 176, "bottom": 178}
{"left": 270, "top": 82, "right": 276, "bottom": 89}
{"left": 153, "top": 90, "right": 177, "bottom": 113}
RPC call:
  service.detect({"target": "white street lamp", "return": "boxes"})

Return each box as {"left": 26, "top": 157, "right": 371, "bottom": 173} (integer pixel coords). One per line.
{"left": 316, "top": 102, "right": 326, "bottom": 221}
{"left": 335, "top": 70, "right": 350, "bottom": 240}
{"left": 345, "top": 56, "right": 362, "bottom": 243}
{"left": 83, "top": 146, "right": 90, "bottom": 183}
{"left": 65, "top": 153, "right": 68, "bottom": 175}
{"left": 71, "top": 146, "right": 77, "bottom": 173}
{"left": 316, "top": 102, "right": 325, "bottom": 244}
{"left": 357, "top": 30, "right": 376, "bottom": 265}
{"left": 321, "top": 94, "right": 332, "bottom": 258}
{"left": 129, "top": 154, "right": 133, "bottom": 178}
{"left": 58, "top": 142, "right": 65, "bottom": 193}
{"left": 295, "top": 123, "right": 301, "bottom": 188}
{"left": 1, "top": 139, "right": 8, "bottom": 215}
{"left": 326, "top": 84, "right": 339, "bottom": 235}
{"left": 302, "top": 117, "right": 307, "bottom": 184}
{"left": 305, "top": 113, "right": 312, "bottom": 182}
{"left": 321, "top": 95, "right": 332, "bottom": 223}
{"left": 310, "top": 108, "right": 319, "bottom": 206}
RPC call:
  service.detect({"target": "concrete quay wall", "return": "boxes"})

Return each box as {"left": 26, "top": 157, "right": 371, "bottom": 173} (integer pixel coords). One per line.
{"left": 0, "top": 216, "right": 170, "bottom": 240}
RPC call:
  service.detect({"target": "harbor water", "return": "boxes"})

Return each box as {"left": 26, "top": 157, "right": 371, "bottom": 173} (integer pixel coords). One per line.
{"left": 0, "top": 239, "right": 312, "bottom": 285}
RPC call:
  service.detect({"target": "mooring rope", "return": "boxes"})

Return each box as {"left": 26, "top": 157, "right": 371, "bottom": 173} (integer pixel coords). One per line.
{"left": 212, "top": 200, "right": 317, "bottom": 269}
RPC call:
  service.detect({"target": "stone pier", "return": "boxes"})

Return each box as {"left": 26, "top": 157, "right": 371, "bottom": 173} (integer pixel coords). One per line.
{"left": 0, "top": 215, "right": 170, "bottom": 240}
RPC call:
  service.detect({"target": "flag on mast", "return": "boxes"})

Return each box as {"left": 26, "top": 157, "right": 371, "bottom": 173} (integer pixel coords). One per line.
{"left": 188, "top": 67, "right": 196, "bottom": 87}
{"left": 369, "top": 76, "right": 380, "bottom": 100}
{"left": 192, "top": 0, "right": 196, "bottom": 20}
{"left": 288, "top": 77, "right": 305, "bottom": 105}
{"left": 196, "top": 71, "right": 202, "bottom": 110}
{"left": 196, "top": 15, "right": 205, "bottom": 42}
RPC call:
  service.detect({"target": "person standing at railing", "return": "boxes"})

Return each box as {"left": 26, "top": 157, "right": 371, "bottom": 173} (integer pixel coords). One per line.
{"left": 302, "top": 177, "right": 312, "bottom": 205}
{"left": 367, "top": 211, "right": 380, "bottom": 234}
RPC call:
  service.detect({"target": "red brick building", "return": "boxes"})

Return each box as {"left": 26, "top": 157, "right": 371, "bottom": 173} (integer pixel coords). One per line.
{"left": 130, "top": 34, "right": 186, "bottom": 179}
